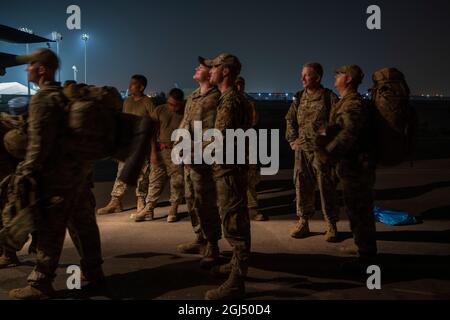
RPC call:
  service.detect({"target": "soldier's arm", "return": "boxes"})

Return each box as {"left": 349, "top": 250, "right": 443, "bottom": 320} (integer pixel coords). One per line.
{"left": 325, "top": 101, "right": 365, "bottom": 158}
{"left": 178, "top": 98, "right": 192, "bottom": 131}
{"left": 146, "top": 97, "right": 155, "bottom": 116}
{"left": 285, "top": 100, "right": 299, "bottom": 144}
{"left": 20, "top": 94, "right": 62, "bottom": 175}
{"left": 214, "top": 98, "right": 235, "bottom": 133}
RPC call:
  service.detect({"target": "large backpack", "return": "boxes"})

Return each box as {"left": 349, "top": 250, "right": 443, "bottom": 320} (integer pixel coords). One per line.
{"left": 371, "top": 68, "right": 417, "bottom": 166}
{"left": 63, "top": 84, "right": 123, "bottom": 161}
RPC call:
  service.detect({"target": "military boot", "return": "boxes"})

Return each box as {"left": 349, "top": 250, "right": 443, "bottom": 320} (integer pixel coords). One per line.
{"left": 0, "top": 250, "right": 20, "bottom": 269}
{"left": 199, "top": 241, "right": 220, "bottom": 269}
{"left": 177, "top": 234, "right": 207, "bottom": 254}
{"left": 9, "top": 283, "right": 55, "bottom": 300}
{"left": 134, "top": 202, "right": 156, "bottom": 222}
{"left": 167, "top": 203, "right": 179, "bottom": 223}
{"left": 205, "top": 271, "right": 245, "bottom": 300}
{"left": 211, "top": 262, "right": 232, "bottom": 278}
{"left": 325, "top": 222, "right": 339, "bottom": 242}
{"left": 290, "top": 218, "right": 310, "bottom": 238}
{"left": 136, "top": 196, "right": 146, "bottom": 213}
{"left": 249, "top": 208, "right": 269, "bottom": 221}
{"left": 97, "top": 196, "right": 123, "bottom": 215}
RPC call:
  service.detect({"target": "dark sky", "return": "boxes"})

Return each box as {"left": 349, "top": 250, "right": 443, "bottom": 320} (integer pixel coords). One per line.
{"left": 1, "top": 0, "right": 450, "bottom": 95}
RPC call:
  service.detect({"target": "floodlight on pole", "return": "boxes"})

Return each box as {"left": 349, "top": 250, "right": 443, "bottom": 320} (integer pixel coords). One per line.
{"left": 81, "top": 33, "right": 89, "bottom": 84}
{"left": 72, "top": 65, "right": 78, "bottom": 82}
{"left": 51, "top": 31, "right": 63, "bottom": 81}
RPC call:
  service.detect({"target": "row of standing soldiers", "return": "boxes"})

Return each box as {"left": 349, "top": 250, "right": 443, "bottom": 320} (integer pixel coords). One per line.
{"left": 0, "top": 48, "right": 377, "bottom": 300}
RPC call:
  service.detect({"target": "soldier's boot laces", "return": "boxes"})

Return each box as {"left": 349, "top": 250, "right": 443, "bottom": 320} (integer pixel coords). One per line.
{"left": 134, "top": 202, "right": 156, "bottom": 222}
{"left": 205, "top": 272, "right": 246, "bottom": 300}
{"left": 325, "top": 222, "right": 339, "bottom": 242}
{"left": 0, "top": 250, "right": 20, "bottom": 269}
{"left": 9, "top": 283, "right": 55, "bottom": 300}
{"left": 199, "top": 241, "right": 220, "bottom": 269}
{"left": 290, "top": 218, "right": 310, "bottom": 238}
{"left": 211, "top": 262, "right": 233, "bottom": 278}
{"left": 97, "top": 197, "right": 123, "bottom": 215}
{"left": 177, "top": 234, "right": 207, "bottom": 254}
{"left": 250, "top": 208, "right": 269, "bottom": 221}
{"left": 167, "top": 203, "right": 179, "bottom": 223}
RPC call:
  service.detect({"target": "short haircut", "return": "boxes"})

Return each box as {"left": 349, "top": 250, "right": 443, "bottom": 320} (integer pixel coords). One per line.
{"left": 303, "top": 62, "right": 324, "bottom": 79}
{"left": 131, "top": 74, "right": 148, "bottom": 90}
{"left": 168, "top": 88, "right": 184, "bottom": 101}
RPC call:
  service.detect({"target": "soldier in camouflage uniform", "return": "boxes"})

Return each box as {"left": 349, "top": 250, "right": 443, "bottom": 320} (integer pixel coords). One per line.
{"left": 97, "top": 75, "right": 155, "bottom": 218}
{"left": 8, "top": 49, "right": 105, "bottom": 300}
{"left": 134, "top": 89, "right": 185, "bottom": 223}
{"left": 205, "top": 53, "right": 251, "bottom": 300}
{"left": 176, "top": 57, "right": 222, "bottom": 264}
{"left": 316, "top": 65, "right": 377, "bottom": 268}
{"left": 285, "top": 63, "right": 340, "bottom": 242}
{"left": 235, "top": 76, "right": 268, "bottom": 221}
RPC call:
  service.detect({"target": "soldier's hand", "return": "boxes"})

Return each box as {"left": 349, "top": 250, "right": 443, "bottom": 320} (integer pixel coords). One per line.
{"left": 290, "top": 142, "right": 298, "bottom": 151}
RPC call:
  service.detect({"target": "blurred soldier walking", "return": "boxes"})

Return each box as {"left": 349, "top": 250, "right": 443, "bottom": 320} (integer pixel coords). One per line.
{"left": 316, "top": 65, "right": 378, "bottom": 268}
{"left": 176, "top": 57, "right": 222, "bottom": 263}
{"left": 8, "top": 48, "right": 105, "bottom": 300}
{"left": 285, "top": 63, "right": 339, "bottom": 242}
{"left": 97, "top": 75, "right": 154, "bottom": 217}
{"left": 205, "top": 53, "right": 251, "bottom": 300}
{"left": 134, "top": 88, "right": 185, "bottom": 223}
{"left": 235, "top": 76, "right": 268, "bottom": 221}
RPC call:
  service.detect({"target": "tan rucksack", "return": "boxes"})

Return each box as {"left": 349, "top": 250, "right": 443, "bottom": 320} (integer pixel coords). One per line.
{"left": 371, "top": 68, "right": 417, "bottom": 166}
{"left": 63, "top": 84, "right": 123, "bottom": 161}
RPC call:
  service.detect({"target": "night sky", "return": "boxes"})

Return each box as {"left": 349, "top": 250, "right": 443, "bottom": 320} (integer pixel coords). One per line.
{"left": 1, "top": 0, "right": 450, "bottom": 95}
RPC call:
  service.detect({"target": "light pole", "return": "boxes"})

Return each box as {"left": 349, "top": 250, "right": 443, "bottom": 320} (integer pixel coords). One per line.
{"left": 72, "top": 65, "right": 78, "bottom": 82}
{"left": 81, "top": 33, "right": 89, "bottom": 84}
{"left": 19, "top": 27, "right": 33, "bottom": 96}
{"left": 51, "top": 31, "right": 62, "bottom": 82}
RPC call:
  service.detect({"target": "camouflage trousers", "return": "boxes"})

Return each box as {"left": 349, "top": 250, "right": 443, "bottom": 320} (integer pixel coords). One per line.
{"left": 184, "top": 167, "right": 200, "bottom": 235}
{"left": 294, "top": 149, "right": 338, "bottom": 223}
{"left": 247, "top": 164, "right": 260, "bottom": 209}
{"left": 28, "top": 182, "right": 104, "bottom": 285}
{"left": 337, "top": 157, "right": 377, "bottom": 258}
{"left": 145, "top": 149, "right": 184, "bottom": 205}
{"left": 214, "top": 167, "right": 251, "bottom": 276}
{"left": 111, "top": 160, "right": 150, "bottom": 198}
{"left": 185, "top": 165, "right": 221, "bottom": 242}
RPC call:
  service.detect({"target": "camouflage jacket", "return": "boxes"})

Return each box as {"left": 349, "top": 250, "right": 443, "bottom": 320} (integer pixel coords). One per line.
{"left": 324, "top": 90, "right": 371, "bottom": 159}
{"left": 17, "top": 82, "right": 90, "bottom": 196}
{"left": 285, "top": 87, "right": 338, "bottom": 152}
{"left": 180, "top": 86, "right": 220, "bottom": 133}
{"left": 213, "top": 87, "right": 252, "bottom": 175}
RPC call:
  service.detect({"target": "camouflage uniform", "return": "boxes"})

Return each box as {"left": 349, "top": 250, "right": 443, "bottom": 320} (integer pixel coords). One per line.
{"left": 322, "top": 89, "right": 377, "bottom": 258}
{"left": 110, "top": 96, "right": 155, "bottom": 199}
{"left": 213, "top": 87, "right": 251, "bottom": 276}
{"left": 285, "top": 87, "right": 339, "bottom": 224}
{"left": 67, "top": 171, "right": 104, "bottom": 282}
{"left": 145, "top": 104, "right": 184, "bottom": 206}
{"left": 14, "top": 82, "right": 99, "bottom": 286}
{"left": 179, "top": 87, "right": 222, "bottom": 241}
{"left": 243, "top": 94, "right": 261, "bottom": 211}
